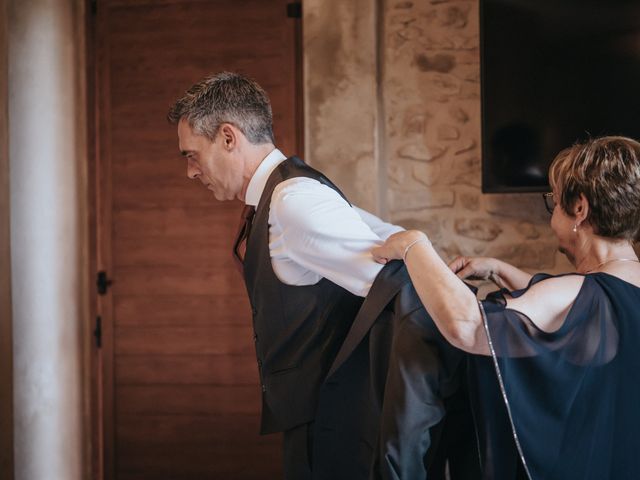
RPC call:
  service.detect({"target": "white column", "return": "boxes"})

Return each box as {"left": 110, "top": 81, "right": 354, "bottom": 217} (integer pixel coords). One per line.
{"left": 8, "top": 1, "right": 88, "bottom": 479}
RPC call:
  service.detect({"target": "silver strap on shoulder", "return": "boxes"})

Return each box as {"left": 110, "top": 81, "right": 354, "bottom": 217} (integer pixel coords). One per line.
{"left": 478, "top": 300, "right": 533, "bottom": 480}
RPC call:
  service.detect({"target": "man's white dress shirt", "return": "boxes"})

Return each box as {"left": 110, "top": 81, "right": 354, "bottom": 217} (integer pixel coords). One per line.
{"left": 244, "top": 149, "right": 403, "bottom": 297}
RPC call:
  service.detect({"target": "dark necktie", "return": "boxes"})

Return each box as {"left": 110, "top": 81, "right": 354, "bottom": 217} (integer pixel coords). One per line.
{"left": 233, "top": 204, "right": 256, "bottom": 273}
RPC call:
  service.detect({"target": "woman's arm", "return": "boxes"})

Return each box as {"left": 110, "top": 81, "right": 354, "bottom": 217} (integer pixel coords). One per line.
{"left": 372, "top": 230, "right": 490, "bottom": 355}
{"left": 448, "top": 256, "right": 533, "bottom": 291}
{"left": 373, "top": 231, "right": 584, "bottom": 352}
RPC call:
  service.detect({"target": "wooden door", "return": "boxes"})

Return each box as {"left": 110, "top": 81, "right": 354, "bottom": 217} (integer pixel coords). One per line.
{"left": 93, "top": 1, "right": 301, "bottom": 478}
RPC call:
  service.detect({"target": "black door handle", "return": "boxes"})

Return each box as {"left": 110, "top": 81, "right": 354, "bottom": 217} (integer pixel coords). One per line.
{"left": 96, "top": 271, "right": 112, "bottom": 295}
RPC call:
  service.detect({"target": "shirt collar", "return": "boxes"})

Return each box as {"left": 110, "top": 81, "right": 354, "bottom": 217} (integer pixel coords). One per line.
{"left": 244, "top": 148, "right": 287, "bottom": 206}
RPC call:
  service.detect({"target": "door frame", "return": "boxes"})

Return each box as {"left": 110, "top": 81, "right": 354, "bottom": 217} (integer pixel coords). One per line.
{"left": 87, "top": 1, "right": 114, "bottom": 479}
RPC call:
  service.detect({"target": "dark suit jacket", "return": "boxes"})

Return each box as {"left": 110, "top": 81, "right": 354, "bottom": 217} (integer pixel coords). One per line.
{"left": 312, "top": 260, "right": 481, "bottom": 480}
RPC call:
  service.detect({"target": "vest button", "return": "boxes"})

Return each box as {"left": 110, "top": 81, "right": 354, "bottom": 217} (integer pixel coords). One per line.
{"left": 257, "top": 359, "right": 262, "bottom": 367}
{"left": 253, "top": 333, "right": 258, "bottom": 342}
{"left": 261, "top": 384, "right": 267, "bottom": 393}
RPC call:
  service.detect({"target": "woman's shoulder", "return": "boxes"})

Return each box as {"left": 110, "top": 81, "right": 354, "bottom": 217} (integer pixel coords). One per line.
{"left": 503, "top": 272, "right": 586, "bottom": 303}
{"left": 589, "top": 270, "right": 640, "bottom": 292}
{"left": 485, "top": 270, "right": 639, "bottom": 333}
{"left": 527, "top": 270, "right": 640, "bottom": 298}
{"left": 529, "top": 272, "right": 586, "bottom": 292}
{"left": 503, "top": 273, "right": 587, "bottom": 333}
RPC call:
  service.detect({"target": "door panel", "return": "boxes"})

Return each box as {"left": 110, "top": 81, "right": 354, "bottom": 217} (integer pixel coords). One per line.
{"left": 95, "top": 1, "right": 300, "bottom": 478}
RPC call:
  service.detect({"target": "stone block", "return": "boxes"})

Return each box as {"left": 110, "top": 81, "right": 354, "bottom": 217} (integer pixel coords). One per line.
{"left": 390, "top": 187, "right": 455, "bottom": 211}
{"left": 437, "top": 124, "right": 460, "bottom": 140}
{"left": 388, "top": 163, "right": 408, "bottom": 186}
{"left": 398, "top": 143, "right": 447, "bottom": 162}
{"left": 454, "top": 218, "right": 502, "bottom": 241}
{"left": 439, "top": 4, "right": 470, "bottom": 28}
{"left": 448, "top": 105, "right": 470, "bottom": 123}
{"left": 451, "top": 34, "right": 479, "bottom": 50}
{"left": 485, "top": 194, "right": 548, "bottom": 222}
{"left": 415, "top": 53, "right": 456, "bottom": 73}
{"left": 412, "top": 161, "right": 442, "bottom": 186}
{"left": 459, "top": 80, "right": 481, "bottom": 99}
{"left": 400, "top": 25, "right": 425, "bottom": 41}
{"left": 454, "top": 138, "right": 476, "bottom": 155}
{"left": 448, "top": 156, "right": 480, "bottom": 187}
{"left": 460, "top": 67, "right": 480, "bottom": 83}
{"left": 456, "top": 50, "right": 481, "bottom": 65}
{"left": 518, "top": 221, "right": 540, "bottom": 240}
{"left": 490, "top": 242, "right": 557, "bottom": 270}
{"left": 394, "top": 214, "right": 443, "bottom": 241}
{"left": 390, "top": 13, "right": 417, "bottom": 26}
{"left": 389, "top": 32, "right": 409, "bottom": 49}
{"left": 459, "top": 192, "right": 480, "bottom": 211}
{"left": 424, "top": 72, "right": 461, "bottom": 97}
{"left": 419, "top": 34, "right": 456, "bottom": 50}
{"left": 403, "top": 113, "right": 429, "bottom": 136}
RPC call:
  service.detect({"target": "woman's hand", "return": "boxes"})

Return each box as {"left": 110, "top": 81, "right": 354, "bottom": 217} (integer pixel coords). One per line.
{"left": 448, "top": 256, "right": 499, "bottom": 281}
{"left": 372, "top": 230, "right": 429, "bottom": 264}
{"left": 449, "top": 256, "right": 532, "bottom": 291}
{"left": 374, "top": 230, "right": 489, "bottom": 354}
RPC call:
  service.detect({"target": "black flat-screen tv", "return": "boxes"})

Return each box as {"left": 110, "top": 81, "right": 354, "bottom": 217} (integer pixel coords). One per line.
{"left": 481, "top": 0, "right": 640, "bottom": 193}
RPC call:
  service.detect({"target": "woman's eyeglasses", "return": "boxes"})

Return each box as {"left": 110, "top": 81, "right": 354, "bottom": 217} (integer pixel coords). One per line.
{"left": 542, "top": 192, "right": 555, "bottom": 214}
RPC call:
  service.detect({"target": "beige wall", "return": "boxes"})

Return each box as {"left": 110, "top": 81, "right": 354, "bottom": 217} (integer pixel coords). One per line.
{"left": 0, "top": 0, "right": 14, "bottom": 477}
{"left": 305, "top": 0, "right": 573, "bottom": 286}
{"left": 304, "top": 0, "right": 381, "bottom": 214}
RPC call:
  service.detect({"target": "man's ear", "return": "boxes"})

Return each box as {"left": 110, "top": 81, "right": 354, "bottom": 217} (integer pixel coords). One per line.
{"left": 573, "top": 193, "right": 590, "bottom": 224}
{"left": 219, "top": 123, "right": 237, "bottom": 150}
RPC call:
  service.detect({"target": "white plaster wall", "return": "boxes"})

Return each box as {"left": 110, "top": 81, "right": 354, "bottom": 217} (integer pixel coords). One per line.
{"left": 303, "top": 0, "right": 380, "bottom": 213}
{"left": 8, "top": 1, "right": 87, "bottom": 478}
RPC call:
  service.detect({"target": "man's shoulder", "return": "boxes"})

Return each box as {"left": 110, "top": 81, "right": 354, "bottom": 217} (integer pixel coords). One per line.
{"left": 270, "top": 157, "right": 345, "bottom": 199}
{"left": 269, "top": 177, "right": 356, "bottom": 231}
{"left": 271, "top": 176, "right": 348, "bottom": 209}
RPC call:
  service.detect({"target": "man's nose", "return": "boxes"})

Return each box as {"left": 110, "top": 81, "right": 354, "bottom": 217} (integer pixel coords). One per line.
{"left": 186, "top": 159, "right": 200, "bottom": 179}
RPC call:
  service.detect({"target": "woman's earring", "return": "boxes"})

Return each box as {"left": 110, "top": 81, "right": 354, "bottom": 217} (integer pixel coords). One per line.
{"left": 572, "top": 224, "right": 578, "bottom": 233}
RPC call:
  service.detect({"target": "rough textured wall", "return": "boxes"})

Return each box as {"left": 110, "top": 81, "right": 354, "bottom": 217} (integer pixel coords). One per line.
{"left": 304, "top": 0, "right": 379, "bottom": 213}
{"left": 383, "top": 0, "right": 572, "bottom": 277}
{"left": 305, "top": 0, "right": 573, "bottom": 280}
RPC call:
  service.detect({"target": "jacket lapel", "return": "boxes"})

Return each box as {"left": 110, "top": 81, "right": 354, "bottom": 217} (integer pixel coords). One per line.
{"left": 326, "top": 260, "right": 411, "bottom": 379}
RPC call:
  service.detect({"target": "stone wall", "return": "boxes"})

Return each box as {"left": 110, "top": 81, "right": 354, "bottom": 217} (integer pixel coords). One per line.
{"left": 305, "top": 0, "right": 573, "bottom": 285}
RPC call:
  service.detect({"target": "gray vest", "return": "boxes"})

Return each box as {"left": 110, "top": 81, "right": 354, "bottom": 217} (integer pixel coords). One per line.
{"left": 242, "top": 156, "right": 364, "bottom": 434}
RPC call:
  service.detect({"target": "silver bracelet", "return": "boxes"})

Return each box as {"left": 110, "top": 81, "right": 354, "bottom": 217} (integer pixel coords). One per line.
{"left": 402, "top": 236, "right": 431, "bottom": 262}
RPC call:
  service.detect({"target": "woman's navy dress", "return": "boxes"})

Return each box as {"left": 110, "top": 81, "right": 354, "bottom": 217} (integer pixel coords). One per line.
{"left": 470, "top": 272, "right": 640, "bottom": 480}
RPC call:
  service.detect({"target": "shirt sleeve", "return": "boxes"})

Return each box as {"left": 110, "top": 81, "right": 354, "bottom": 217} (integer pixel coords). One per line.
{"left": 353, "top": 205, "right": 405, "bottom": 240}
{"left": 269, "top": 177, "right": 399, "bottom": 297}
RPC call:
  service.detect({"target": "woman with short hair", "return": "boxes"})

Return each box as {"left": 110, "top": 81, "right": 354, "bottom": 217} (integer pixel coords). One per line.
{"left": 373, "top": 136, "right": 640, "bottom": 479}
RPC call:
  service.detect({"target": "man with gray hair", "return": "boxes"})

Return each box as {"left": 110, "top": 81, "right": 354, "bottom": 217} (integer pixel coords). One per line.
{"left": 168, "top": 71, "right": 405, "bottom": 479}
{"left": 167, "top": 72, "right": 479, "bottom": 480}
